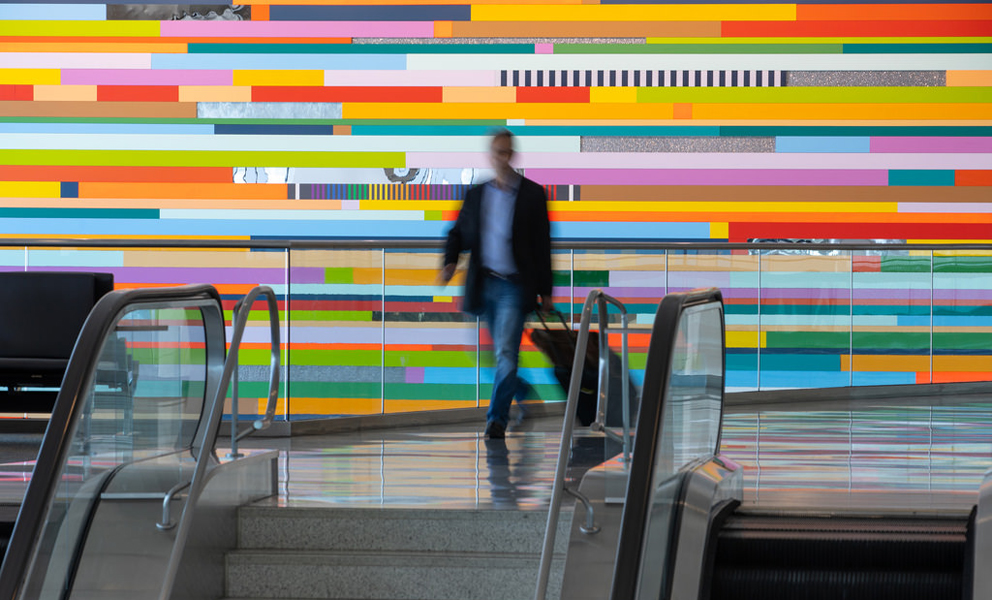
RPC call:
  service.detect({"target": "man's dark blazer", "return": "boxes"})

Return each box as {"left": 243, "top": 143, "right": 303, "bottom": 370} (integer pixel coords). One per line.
{"left": 443, "top": 176, "right": 553, "bottom": 316}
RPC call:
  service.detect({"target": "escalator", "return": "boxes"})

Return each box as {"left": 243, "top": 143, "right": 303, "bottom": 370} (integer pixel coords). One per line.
{"left": 544, "top": 288, "right": 990, "bottom": 600}
{"left": 0, "top": 284, "right": 280, "bottom": 600}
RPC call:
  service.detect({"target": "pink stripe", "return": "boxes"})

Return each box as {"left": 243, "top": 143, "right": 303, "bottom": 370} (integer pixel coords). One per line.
{"left": 160, "top": 20, "right": 433, "bottom": 38}
{"left": 325, "top": 70, "right": 497, "bottom": 86}
{"left": 61, "top": 69, "right": 233, "bottom": 86}
{"left": 526, "top": 169, "right": 890, "bottom": 186}
{"left": 899, "top": 202, "right": 992, "bottom": 213}
{"left": 871, "top": 137, "right": 992, "bottom": 153}
{"left": 407, "top": 152, "right": 990, "bottom": 170}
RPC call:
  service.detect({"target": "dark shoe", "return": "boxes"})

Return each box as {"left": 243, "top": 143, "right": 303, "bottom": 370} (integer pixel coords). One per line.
{"left": 484, "top": 421, "right": 506, "bottom": 440}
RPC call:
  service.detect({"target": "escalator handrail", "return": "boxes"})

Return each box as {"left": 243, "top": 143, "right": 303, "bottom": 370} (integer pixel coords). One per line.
{"left": 975, "top": 468, "right": 992, "bottom": 599}
{"left": 610, "top": 287, "right": 725, "bottom": 600}
{"left": 154, "top": 285, "right": 280, "bottom": 600}
{"left": 0, "top": 284, "right": 224, "bottom": 600}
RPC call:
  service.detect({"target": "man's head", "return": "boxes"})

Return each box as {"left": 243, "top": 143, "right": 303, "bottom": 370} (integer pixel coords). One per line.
{"left": 489, "top": 128, "right": 515, "bottom": 181}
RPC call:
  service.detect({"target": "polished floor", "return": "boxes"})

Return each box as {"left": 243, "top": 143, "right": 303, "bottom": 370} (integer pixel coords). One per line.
{"left": 2, "top": 400, "right": 991, "bottom": 516}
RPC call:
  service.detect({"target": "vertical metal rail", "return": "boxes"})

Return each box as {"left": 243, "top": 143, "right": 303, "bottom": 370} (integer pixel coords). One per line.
{"left": 534, "top": 289, "right": 631, "bottom": 600}
{"left": 157, "top": 285, "right": 281, "bottom": 600}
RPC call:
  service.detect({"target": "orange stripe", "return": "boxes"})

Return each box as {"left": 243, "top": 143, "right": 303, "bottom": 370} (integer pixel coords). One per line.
{"left": 946, "top": 71, "right": 992, "bottom": 87}
{"left": 80, "top": 182, "right": 289, "bottom": 200}
{"left": 550, "top": 211, "right": 992, "bottom": 224}
{"left": 252, "top": 4, "right": 270, "bottom": 20}
{"left": 797, "top": 3, "right": 992, "bottom": 21}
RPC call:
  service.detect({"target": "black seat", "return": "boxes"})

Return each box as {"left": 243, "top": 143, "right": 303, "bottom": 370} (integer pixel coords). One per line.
{"left": 0, "top": 272, "right": 114, "bottom": 412}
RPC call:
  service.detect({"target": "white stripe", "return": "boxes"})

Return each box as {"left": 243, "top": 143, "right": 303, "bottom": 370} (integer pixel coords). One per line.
{"left": 0, "top": 133, "right": 581, "bottom": 153}
{"left": 160, "top": 209, "right": 425, "bottom": 221}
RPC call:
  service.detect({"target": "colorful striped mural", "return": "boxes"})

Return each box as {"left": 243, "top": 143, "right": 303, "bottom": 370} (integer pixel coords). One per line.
{"left": 0, "top": 1, "right": 990, "bottom": 417}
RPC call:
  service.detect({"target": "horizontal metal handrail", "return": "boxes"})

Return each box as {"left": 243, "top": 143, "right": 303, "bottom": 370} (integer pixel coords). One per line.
{"left": 0, "top": 238, "right": 990, "bottom": 252}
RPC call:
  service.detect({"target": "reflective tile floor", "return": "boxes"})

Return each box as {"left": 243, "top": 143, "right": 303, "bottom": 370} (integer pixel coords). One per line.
{"left": 2, "top": 400, "right": 991, "bottom": 517}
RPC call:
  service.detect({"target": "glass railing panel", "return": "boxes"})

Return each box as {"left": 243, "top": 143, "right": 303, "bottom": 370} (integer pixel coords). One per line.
{"left": 288, "top": 248, "right": 384, "bottom": 418}
{"left": 630, "top": 297, "right": 725, "bottom": 600}
{"left": 852, "top": 249, "right": 932, "bottom": 386}
{"left": 669, "top": 250, "right": 759, "bottom": 392}
{"left": 383, "top": 249, "right": 478, "bottom": 413}
{"left": 933, "top": 249, "right": 992, "bottom": 384}
{"left": 569, "top": 249, "right": 664, "bottom": 393}
{"left": 15, "top": 299, "right": 210, "bottom": 600}
{"left": 759, "top": 251, "right": 852, "bottom": 390}
{"left": 23, "top": 246, "right": 290, "bottom": 423}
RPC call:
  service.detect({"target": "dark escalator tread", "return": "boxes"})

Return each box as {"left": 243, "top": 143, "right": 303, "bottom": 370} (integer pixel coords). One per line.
{"left": 712, "top": 567, "right": 962, "bottom": 600}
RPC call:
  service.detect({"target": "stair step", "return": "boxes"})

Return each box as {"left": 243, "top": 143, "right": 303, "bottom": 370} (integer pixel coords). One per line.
{"left": 239, "top": 505, "right": 573, "bottom": 554}
{"left": 226, "top": 550, "right": 563, "bottom": 600}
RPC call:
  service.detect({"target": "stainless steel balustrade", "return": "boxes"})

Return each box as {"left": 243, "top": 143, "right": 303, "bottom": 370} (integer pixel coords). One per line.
{"left": 535, "top": 289, "right": 633, "bottom": 600}
{"left": 975, "top": 469, "right": 992, "bottom": 600}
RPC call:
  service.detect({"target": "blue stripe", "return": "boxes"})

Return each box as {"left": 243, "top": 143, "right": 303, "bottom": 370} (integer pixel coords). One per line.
{"left": 555, "top": 222, "right": 711, "bottom": 240}
{"left": 0, "top": 123, "right": 213, "bottom": 135}
{"left": 214, "top": 125, "right": 336, "bottom": 136}
{"left": 775, "top": 136, "right": 870, "bottom": 153}
{"left": 152, "top": 54, "right": 405, "bottom": 70}
{"left": 852, "top": 372, "right": 917, "bottom": 386}
{"left": 270, "top": 5, "right": 471, "bottom": 21}
{"left": 0, "top": 3, "right": 104, "bottom": 19}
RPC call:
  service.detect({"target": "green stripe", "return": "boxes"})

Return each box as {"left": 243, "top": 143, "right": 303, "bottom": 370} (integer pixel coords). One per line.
{"left": 934, "top": 333, "right": 992, "bottom": 350}
{"left": 384, "top": 383, "right": 477, "bottom": 400}
{"left": 934, "top": 257, "right": 992, "bottom": 273}
{"left": 385, "top": 350, "right": 476, "bottom": 368}
{"left": 293, "top": 349, "right": 381, "bottom": 367}
{"left": 854, "top": 332, "right": 929, "bottom": 350}
{"left": 0, "top": 150, "right": 403, "bottom": 168}
{"left": 880, "top": 256, "right": 932, "bottom": 273}
{"left": 555, "top": 43, "right": 842, "bottom": 54}
{"left": 637, "top": 87, "right": 990, "bottom": 104}
{"left": 189, "top": 43, "right": 535, "bottom": 54}
{"left": 0, "top": 208, "right": 157, "bottom": 219}
{"left": 845, "top": 43, "right": 992, "bottom": 54}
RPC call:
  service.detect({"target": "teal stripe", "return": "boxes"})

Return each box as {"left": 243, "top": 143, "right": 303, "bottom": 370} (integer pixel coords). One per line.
{"left": 0, "top": 208, "right": 159, "bottom": 219}
{"left": 888, "top": 170, "right": 956, "bottom": 186}
{"left": 188, "top": 43, "right": 535, "bottom": 54}
{"left": 555, "top": 43, "right": 842, "bottom": 54}
{"left": 844, "top": 44, "right": 992, "bottom": 54}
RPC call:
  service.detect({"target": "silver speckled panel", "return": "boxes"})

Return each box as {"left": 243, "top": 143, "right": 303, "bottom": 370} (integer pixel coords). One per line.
{"left": 198, "top": 102, "right": 343, "bottom": 119}
{"left": 107, "top": 4, "right": 249, "bottom": 20}
{"left": 353, "top": 38, "right": 646, "bottom": 45}
{"left": 786, "top": 71, "right": 946, "bottom": 87}
{"left": 581, "top": 137, "right": 776, "bottom": 153}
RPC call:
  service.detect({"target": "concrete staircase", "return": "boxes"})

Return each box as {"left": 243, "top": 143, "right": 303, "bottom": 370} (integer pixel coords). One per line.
{"left": 222, "top": 504, "right": 573, "bottom": 600}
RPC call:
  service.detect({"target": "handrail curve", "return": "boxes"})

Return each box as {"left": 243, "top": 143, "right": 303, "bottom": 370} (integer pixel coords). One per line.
{"left": 228, "top": 286, "right": 281, "bottom": 457}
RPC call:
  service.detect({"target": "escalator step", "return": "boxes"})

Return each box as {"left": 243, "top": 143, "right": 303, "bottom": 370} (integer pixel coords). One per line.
{"left": 715, "top": 533, "right": 965, "bottom": 571}
{"left": 712, "top": 567, "right": 962, "bottom": 600}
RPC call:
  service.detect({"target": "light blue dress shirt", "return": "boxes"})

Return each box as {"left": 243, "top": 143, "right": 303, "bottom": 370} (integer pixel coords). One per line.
{"left": 480, "top": 176, "right": 519, "bottom": 277}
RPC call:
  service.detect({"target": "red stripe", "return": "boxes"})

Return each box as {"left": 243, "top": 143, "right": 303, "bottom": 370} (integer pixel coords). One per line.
{"left": 97, "top": 85, "right": 179, "bottom": 102}
{"left": 729, "top": 221, "right": 992, "bottom": 242}
{"left": 516, "top": 87, "right": 590, "bottom": 103}
{"left": 252, "top": 86, "right": 442, "bottom": 103}
{"left": 722, "top": 19, "right": 992, "bottom": 37}
{"left": 956, "top": 171, "right": 992, "bottom": 186}
{"left": 0, "top": 85, "right": 32, "bottom": 101}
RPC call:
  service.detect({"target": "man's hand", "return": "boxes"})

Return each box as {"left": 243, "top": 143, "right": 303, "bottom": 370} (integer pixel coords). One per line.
{"left": 540, "top": 294, "right": 555, "bottom": 313}
{"left": 437, "top": 263, "right": 456, "bottom": 286}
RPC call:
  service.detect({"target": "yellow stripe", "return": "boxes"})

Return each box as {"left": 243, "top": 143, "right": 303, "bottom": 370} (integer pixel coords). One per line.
{"left": 710, "top": 222, "right": 729, "bottom": 239}
{"left": 359, "top": 200, "right": 462, "bottom": 211}
{"left": 548, "top": 201, "right": 898, "bottom": 213}
{"left": 0, "top": 20, "right": 160, "bottom": 37}
{"left": 916, "top": 240, "right": 992, "bottom": 245}
{"left": 524, "top": 118, "right": 992, "bottom": 126}
{"left": 590, "top": 87, "right": 638, "bottom": 103}
{"left": 0, "top": 182, "right": 61, "bottom": 198}
{"left": 0, "top": 69, "right": 59, "bottom": 85}
{"left": 471, "top": 4, "right": 796, "bottom": 21}
{"left": 233, "top": 70, "right": 324, "bottom": 87}
{"left": 343, "top": 102, "right": 673, "bottom": 120}
{"left": 726, "top": 331, "right": 765, "bottom": 349}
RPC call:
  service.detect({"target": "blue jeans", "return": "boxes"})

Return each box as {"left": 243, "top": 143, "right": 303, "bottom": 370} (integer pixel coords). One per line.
{"left": 482, "top": 274, "right": 528, "bottom": 428}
